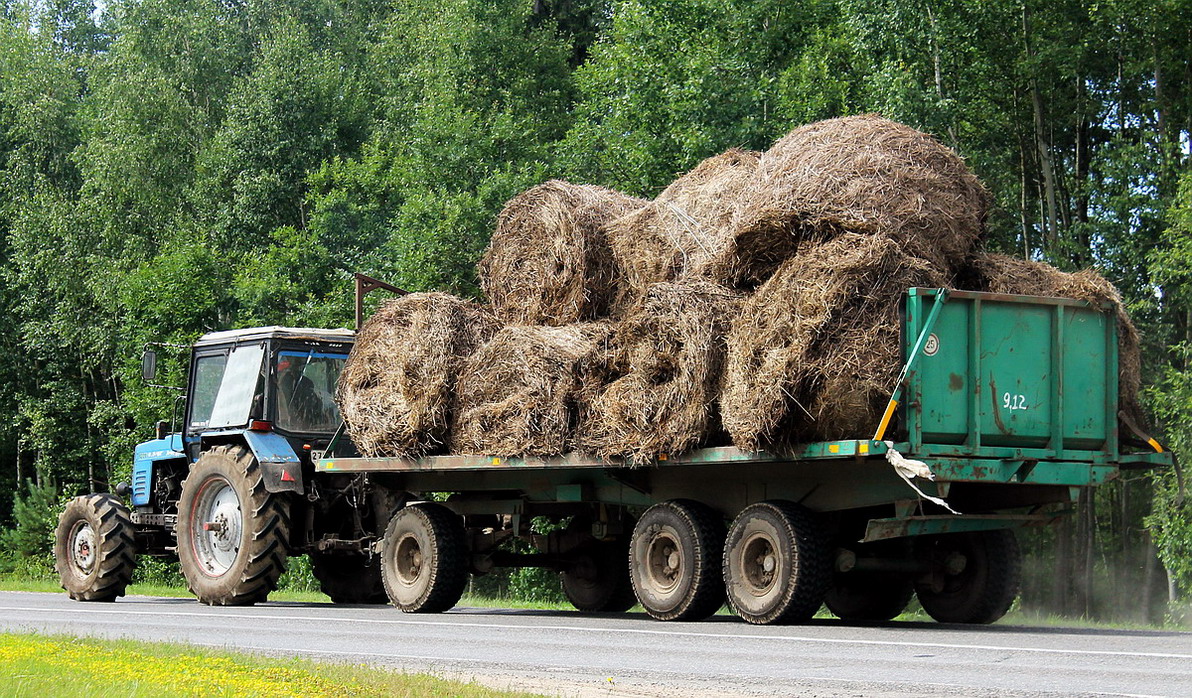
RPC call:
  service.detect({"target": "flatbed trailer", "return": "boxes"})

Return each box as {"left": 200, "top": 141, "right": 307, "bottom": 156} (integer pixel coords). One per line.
{"left": 315, "top": 288, "right": 1170, "bottom": 625}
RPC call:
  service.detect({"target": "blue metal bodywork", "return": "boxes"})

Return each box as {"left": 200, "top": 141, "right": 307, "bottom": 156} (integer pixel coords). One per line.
{"left": 132, "top": 434, "right": 186, "bottom": 506}
{"left": 132, "top": 429, "right": 303, "bottom": 507}
{"left": 239, "top": 429, "right": 301, "bottom": 466}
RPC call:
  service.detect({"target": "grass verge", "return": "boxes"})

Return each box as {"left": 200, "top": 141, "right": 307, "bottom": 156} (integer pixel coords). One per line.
{"left": 0, "top": 632, "right": 542, "bottom": 698}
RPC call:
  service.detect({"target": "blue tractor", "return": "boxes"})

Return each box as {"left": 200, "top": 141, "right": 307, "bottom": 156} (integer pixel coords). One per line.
{"left": 52, "top": 326, "right": 398, "bottom": 605}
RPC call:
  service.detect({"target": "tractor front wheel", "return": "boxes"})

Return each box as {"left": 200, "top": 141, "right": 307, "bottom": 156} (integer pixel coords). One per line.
{"left": 54, "top": 494, "right": 137, "bottom": 602}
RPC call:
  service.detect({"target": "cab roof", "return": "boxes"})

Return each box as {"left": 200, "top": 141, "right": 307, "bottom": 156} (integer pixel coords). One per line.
{"left": 194, "top": 326, "right": 355, "bottom": 348}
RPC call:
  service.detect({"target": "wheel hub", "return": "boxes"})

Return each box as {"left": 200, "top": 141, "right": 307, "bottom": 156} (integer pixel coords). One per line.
{"left": 71, "top": 522, "right": 97, "bottom": 574}
{"left": 191, "top": 478, "right": 242, "bottom": 577}
{"left": 645, "top": 530, "right": 683, "bottom": 593}
{"left": 741, "top": 532, "right": 779, "bottom": 595}
{"left": 395, "top": 533, "right": 423, "bottom": 586}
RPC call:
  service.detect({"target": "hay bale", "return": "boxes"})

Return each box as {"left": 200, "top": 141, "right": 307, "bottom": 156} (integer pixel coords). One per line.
{"left": 579, "top": 281, "right": 741, "bottom": 463}
{"left": 722, "top": 233, "right": 947, "bottom": 450}
{"left": 960, "top": 252, "right": 1142, "bottom": 419}
{"left": 451, "top": 323, "right": 614, "bottom": 456}
{"left": 725, "top": 114, "right": 989, "bottom": 286}
{"left": 479, "top": 180, "right": 645, "bottom": 326}
{"left": 337, "top": 293, "right": 499, "bottom": 458}
{"left": 606, "top": 149, "right": 760, "bottom": 299}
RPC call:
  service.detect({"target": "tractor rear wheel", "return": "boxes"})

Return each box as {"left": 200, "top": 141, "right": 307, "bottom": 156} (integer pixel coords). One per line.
{"left": 310, "top": 551, "right": 388, "bottom": 604}
{"left": 177, "top": 445, "right": 291, "bottom": 606}
{"left": 54, "top": 494, "right": 137, "bottom": 602}
{"left": 379, "top": 503, "right": 468, "bottom": 613}
{"left": 629, "top": 500, "right": 726, "bottom": 621}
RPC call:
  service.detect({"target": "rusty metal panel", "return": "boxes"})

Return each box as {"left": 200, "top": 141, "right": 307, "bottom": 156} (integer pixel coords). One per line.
{"left": 906, "top": 288, "right": 1115, "bottom": 456}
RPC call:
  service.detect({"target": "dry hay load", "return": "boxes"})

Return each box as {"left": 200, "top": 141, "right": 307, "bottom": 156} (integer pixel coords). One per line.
{"left": 724, "top": 114, "right": 990, "bottom": 287}
{"left": 960, "top": 252, "right": 1142, "bottom": 419}
{"left": 722, "top": 233, "right": 947, "bottom": 450}
{"left": 479, "top": 180, "right": 646, "bottom": 326}
{"left": 606, "top": 149, "right": 760, "bottom": 299}
{"left": 450, "top": 323, "right": 614, "bottom": 456}
{"left": 579, "top": 281, "right": 741, "bottom": 463}
{"left": 337, "top": 293, "right": 499, "bottom": 458}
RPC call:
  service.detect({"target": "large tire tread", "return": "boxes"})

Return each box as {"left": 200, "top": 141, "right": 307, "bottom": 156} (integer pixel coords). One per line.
{"left": 310, "top": 552, "right": 388, "bottom": 604}
{"left": 381, "top": 503, "right": 468, "bottom": 613}
{"left": 630, "top": 499, "right": 726, "bottom": 622}
{"left": 177, "top": 445, "right": 290, "bottom": 606}
{"left": 724, "top": 500, "right": 831, "bottom": 625}
{"left": 914, "top": 529, "right": 1021, "bottom": 624}
{"left": 55, "top": 494, "right": 138, "bottom": 602}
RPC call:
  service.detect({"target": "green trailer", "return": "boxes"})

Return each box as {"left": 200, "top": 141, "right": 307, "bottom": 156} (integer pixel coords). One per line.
{"left": 316, "top": 288, "right": 1169, "bottom": 625}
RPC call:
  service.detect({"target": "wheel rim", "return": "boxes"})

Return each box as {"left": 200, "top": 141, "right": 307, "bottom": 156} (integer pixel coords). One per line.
{"left": 69, "top": 520, "right": 97, "bottom": 575}
{"left": 394, "top": 532, "right": 425, "bottom": 588}
{"left": 644, "top": 527, "right": 684, "bottom": 596}
{"left": 739, "top": 531, "right": 780, "bottom": 597}
{"left": 190, "top": 477, "right": 243, "bottom": 577}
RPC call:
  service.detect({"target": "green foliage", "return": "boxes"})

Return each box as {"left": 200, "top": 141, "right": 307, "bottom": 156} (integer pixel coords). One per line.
{"left": 131, "top": 556, "right": 186, "bottom": 588}
{"left": 0, "top": 0, "right": 1189, "bottom": 616}
{"left": 0, "top": 480, "right": 58, "bottom": 568}
{"left": 276, "top": 554, "right": 321, "bottom": 593}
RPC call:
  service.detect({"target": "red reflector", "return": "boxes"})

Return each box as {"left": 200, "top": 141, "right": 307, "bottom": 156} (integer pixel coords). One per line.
{"left": 280, "top": 469, "right": 295, "bottom": 482}
{"left": 248, "top": 420, "right": 272, "bottom": 432}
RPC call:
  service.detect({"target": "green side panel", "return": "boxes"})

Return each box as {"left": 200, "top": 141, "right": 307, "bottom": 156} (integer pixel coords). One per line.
{"left": 916, "top": 302, "right": 970, "bottom": 445}
{"left": 978, "top": 301, "right": 1052, "bottom": 446}
{"left": 908, "top": 289, "right": 1116, "bottom": 454}
{"left": 1061, "top": 308, "right": 1110, "bottom": 450}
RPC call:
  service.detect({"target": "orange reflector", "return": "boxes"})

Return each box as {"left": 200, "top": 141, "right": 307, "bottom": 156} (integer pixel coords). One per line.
{"left": 248, "top": 420, "right": 273, "bottom": 432}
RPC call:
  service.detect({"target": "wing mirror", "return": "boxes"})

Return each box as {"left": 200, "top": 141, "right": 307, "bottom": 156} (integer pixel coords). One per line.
{"left": 141, "top": 349, "right": 157, "bottom": 383}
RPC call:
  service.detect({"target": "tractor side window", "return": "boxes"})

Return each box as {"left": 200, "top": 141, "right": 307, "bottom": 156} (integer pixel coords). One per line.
{"left": 189, "top": 355, "right": 227, "bottom": 430}
{"left": 275, "top": 350, "right": 347, "bottom": 433}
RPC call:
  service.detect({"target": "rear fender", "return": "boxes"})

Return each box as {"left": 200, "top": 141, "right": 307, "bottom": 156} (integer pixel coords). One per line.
{"left": 202, "top": 430, "right": 304, "bottom": 494}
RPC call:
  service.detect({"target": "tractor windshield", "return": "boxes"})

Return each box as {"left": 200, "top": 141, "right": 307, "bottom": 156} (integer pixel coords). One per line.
{"left": 274, "top": 350, "right": 347, "bottom": 434}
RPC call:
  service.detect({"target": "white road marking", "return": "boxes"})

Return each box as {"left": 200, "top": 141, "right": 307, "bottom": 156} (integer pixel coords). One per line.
{"left": 3, "top": 603, "right": 1191, "bottom": 662}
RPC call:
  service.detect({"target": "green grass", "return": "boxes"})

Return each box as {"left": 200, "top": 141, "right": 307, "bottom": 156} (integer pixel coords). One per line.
{"left": 0, "top": 632, "right": 542, "bottom": 698}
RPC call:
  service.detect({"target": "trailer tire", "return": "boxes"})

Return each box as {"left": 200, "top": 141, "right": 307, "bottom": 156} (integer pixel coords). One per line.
{"left": 723, "top": 501, "right": 830, "bottom": 625}
{"left": 913, "top": 529, "right": 1021, "bottom": 624}
{"left": 562, "top": 539, "right": 636, "bottom": 613}
{"left": 54, "top": 494, "right": 137, "bottom": 602}
{"left": 380, "top": 503, "right": 468, "bottom": 613}
{"left": 310, "top": 552, "right": 388, "bottom": 604}
{"left": 629, "top": 500, "right": 725, "bottom": 621}
{"left": 825, "top": 540, "right": 915, "bottom": 621}
{"left": 177, "top": 445, "right": 290, "bottom": 606}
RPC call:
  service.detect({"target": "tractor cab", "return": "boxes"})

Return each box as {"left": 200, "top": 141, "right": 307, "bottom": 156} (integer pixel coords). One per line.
{"left": 184, "top": 327, "right": 354, "bottom": 449}
{"left": 132, "top": 327, "right": 354, "bottom": 516}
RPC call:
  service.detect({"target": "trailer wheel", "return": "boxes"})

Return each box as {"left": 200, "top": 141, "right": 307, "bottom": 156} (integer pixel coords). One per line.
{"left": 54, "top": 494, "right": 137, "bottom": 602}
{"left": 380, "top": 503, "right": 468, "bottom": 613}
{"left": 177, "top": 445, "right": 290, "bottom": 606}
{"left": 310, "top": 552, "right": 388, "bottom": 604}
{"left": 723, "top": 501, "right": 830, "bottom": 625}
{"left": 825, "top": 540, "right": 915, "bottom": 622}
{"left": 562, "top": 539, "right": 636, "bottom": 613}
{"left": 629, "top": 500, "right": 725, "bottom": 621}
{"left": 913, "top": 529, "right": 1021, "bottom": 624}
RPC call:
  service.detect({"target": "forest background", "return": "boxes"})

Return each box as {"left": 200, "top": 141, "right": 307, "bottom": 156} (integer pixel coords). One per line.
{"left": 2, "top": 0, "right": 1192, "bottom": 621}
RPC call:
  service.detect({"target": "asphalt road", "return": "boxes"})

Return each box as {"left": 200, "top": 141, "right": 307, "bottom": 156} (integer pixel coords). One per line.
{"left": 2, "top": 591, "right": 1190, "bottom": 697}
